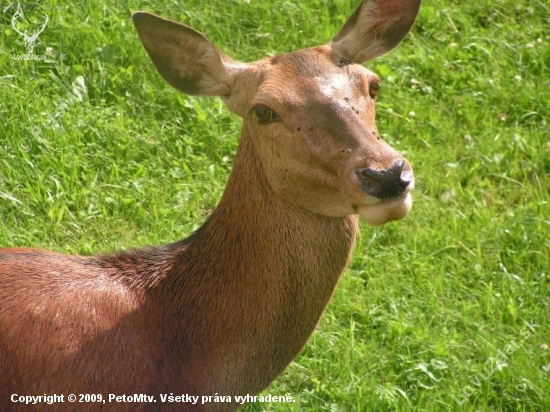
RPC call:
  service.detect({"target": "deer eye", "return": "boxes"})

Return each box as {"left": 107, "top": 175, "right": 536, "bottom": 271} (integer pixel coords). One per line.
{"left": 254, "top": 104, "right": 278, "bottom": 124}
{"left": 369, "top": 79, "right": 380, "bottom": 99}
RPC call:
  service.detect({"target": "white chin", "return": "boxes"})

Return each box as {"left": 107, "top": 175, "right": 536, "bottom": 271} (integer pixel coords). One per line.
{"left": 357, "top": 193, "right": 413, "bottom": 226}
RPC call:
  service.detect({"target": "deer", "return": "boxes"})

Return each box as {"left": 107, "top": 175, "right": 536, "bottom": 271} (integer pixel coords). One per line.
{"left": 11, "top": 5, "right": 49, "bottom": 55}
{"left": 0, "top": 0, "right": 421, "bottom": 410}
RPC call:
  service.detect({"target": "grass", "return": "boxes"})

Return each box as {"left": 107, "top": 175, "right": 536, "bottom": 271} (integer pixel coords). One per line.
{"left": 1, "top": 0, "right": 549, "bottom": 410}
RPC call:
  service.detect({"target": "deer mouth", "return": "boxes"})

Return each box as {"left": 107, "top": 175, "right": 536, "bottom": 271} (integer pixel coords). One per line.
{"left": 355, "top": 191, "right": 413, "bottom": 225}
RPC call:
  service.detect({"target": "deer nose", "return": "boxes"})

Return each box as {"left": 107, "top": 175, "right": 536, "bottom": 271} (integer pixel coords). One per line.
{"left": 355, "top": 159, "right": 413, "bottom": 199}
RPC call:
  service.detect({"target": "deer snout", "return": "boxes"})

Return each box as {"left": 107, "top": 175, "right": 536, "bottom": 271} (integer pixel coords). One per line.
{"left": 355, "top": 159, "right": 413, "bottom": 199}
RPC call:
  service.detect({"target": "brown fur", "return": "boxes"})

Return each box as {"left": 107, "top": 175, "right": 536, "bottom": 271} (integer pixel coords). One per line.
{"left": 0, "top": 1, "right": 421, "bottom": 411}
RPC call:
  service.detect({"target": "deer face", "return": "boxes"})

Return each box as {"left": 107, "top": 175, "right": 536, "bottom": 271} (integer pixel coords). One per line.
{"left": 242, "top": 47, "right": 413, "bottom": 224}
{"left": 133, "top": 0, "right": 421, "bottom": 225}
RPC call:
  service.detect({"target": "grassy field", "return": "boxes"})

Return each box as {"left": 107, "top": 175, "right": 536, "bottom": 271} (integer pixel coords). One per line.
{"left": 1, "top": 0, "right": 549, "bottom": 410}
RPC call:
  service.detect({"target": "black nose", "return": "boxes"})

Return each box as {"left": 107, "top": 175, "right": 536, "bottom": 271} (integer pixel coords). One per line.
{"left": 355, "top": 159, "right": 412, "bottom": 199}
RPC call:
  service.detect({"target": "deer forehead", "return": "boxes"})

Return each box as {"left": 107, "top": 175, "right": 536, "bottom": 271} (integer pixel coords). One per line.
{"left": 315, "top": 70, "right": 374, "bottom": 108}
{"left": 255, "top": 61, "right": 375, "bottom": 113}
{"left": 317, "top": 72, "right": 350, "bottom": 98}
{"left": 314, "top": 63, "right": 377, "bottom": 97}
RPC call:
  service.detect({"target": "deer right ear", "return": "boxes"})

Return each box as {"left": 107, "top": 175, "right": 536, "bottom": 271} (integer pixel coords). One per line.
{"left": 330, "top": 0, "right": 422, "bottom": 64}
{"left": 132, "top": 12, "right": 239, "bottom": 97}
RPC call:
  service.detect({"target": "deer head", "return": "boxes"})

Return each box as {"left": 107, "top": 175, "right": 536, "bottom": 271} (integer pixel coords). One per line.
{"left": 133, "top": 0, "right": 420, "bottom": 226}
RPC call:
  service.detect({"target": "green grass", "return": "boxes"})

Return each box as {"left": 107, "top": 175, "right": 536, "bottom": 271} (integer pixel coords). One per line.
{"left": 1, "top": 0, "right": 549, "bottom": 410}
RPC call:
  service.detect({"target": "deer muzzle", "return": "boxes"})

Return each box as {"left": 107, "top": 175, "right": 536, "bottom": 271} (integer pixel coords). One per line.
{"left": 354, "top": 158, "right": 414, "bottom": 225}
{"left": 355, "top": 159, "right": 413, "bottom": 199}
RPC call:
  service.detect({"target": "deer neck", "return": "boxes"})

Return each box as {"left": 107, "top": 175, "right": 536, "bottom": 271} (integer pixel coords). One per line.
{"left": 189, "top": 126, "right": 359, "bottom": 294}
{"left": 155, "top": 127, "right": 358, "bottom": 392}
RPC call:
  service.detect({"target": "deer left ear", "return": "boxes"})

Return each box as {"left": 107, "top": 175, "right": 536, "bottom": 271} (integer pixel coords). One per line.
{"left": 133, "top": 12, "right": 240, "bottom": 97}
{"left": 330, "top": 0, "right": 422, "bottom": 64}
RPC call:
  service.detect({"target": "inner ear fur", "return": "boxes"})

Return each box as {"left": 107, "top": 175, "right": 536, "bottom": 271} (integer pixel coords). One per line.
{"left": 132, "top": 11, "right": 237, "bottom": 97}
{"left": 331, "top": 0, "right": 422, "bottom": 63}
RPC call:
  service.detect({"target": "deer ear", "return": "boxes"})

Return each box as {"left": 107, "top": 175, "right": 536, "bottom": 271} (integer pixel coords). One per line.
{"left": 132, "top": 12, "right": 239, "bottom": 97}
{"left": 330, "top": 0, "right": 421, "bottom": 63}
